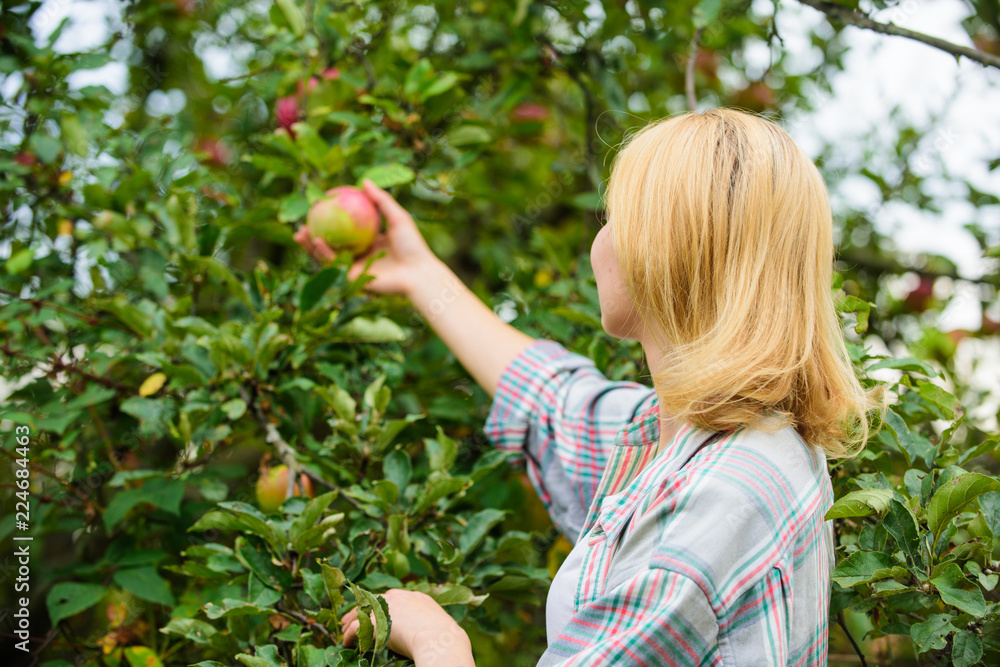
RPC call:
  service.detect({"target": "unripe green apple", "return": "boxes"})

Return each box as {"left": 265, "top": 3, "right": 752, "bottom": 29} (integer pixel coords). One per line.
{"left": 306, "top": 186, "right": 379, "bottom": 254}
{"left": 255, "top": 464, "right": 315, "bottom": 513}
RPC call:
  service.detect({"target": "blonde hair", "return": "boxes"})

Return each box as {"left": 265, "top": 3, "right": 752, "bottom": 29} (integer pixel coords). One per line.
{"left": 606, "top": 108, "right": 885, "bottom": 458}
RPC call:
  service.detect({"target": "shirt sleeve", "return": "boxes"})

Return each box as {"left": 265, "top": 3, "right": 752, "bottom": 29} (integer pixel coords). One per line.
{"left": 483, "top": 339, "right": 655, "bottom": 543}
{"left": 543, "top": 567, "right": 720, "bottom": 666}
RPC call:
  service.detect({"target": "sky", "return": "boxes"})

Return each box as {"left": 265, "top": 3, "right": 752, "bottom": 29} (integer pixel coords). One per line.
{"left": 9, "top": 0, "right": 1000, "bottom": 426}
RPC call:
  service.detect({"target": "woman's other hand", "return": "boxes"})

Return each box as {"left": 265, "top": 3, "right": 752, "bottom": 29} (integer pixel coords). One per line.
{"left": 340, "top": 588, "right": 475, "bottom": 666}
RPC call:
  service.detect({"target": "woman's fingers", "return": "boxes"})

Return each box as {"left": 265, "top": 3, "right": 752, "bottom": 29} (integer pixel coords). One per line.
{"left": 293, "top": 226, "right": 314, "bottom": 254}
{"left": 340, "top": 608, "right": 376, "bottom": 648}
{"left": 362, "top": 180, "right": 412, "bottom": 228}
{"left": 294, "top": 225, "right": 336, "bottom": 263}
{"left": 311, "top": 237, "right": 336, "bottom": 263}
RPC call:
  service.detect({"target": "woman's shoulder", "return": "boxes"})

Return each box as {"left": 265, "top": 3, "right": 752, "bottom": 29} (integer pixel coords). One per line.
{"left": 670, "top": 422, "right": 833, "bottom": 529}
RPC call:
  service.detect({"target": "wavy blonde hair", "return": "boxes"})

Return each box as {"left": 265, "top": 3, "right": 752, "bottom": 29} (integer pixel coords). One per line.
{"left": 606, "top": 108, "right": 885, "bottom": 458}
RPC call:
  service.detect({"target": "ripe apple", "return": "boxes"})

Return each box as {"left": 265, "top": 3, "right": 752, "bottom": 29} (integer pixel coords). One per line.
{"left": 306, "top": 186, "right": 379, "bottom": 254}
{"left": 275, "top": 96, "right": 301, "bottom": 133}
{"left": 256, "top": 464, "right": 315, "bottom": 513}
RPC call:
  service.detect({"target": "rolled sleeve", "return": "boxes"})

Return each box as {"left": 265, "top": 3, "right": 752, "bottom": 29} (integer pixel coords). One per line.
{"left": 483, "top": 339, "right": 655, "bottom": 542}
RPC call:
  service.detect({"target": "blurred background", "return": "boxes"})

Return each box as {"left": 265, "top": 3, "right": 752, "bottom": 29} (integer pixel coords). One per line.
{"left": 1, "top": 0, "right": 999, "bottom": 665}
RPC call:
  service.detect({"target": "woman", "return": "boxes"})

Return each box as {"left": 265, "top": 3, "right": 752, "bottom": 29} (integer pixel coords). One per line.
{"left": 296, "top": 108, "right": 882, "bottom": 666}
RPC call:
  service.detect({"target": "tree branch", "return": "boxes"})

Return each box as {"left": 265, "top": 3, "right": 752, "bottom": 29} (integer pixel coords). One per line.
{"left": 240, "top": 387, "right": 361, "bottom": 509}
{"left": 797, "top": 0, "right": 1000, "bottom": 70}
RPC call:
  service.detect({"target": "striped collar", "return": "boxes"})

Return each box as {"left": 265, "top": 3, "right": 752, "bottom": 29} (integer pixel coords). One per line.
{"left": 580, "top": 400, "right": 725, "bottom": 539}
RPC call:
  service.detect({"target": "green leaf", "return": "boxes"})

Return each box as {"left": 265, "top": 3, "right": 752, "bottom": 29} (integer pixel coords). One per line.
{"left": 426, "top": 427, "right": 458, "bottom": 471}
{"left": 931, "top": 563, "right": 987, "bottom": 617}
{"left": 383, "top": 450, "right": 412, "bottom": 493}
{"left": 320, "top": 562, "right": 346, "bottom": 605}
{"left": 331, "top": 316, "right": 406, "bottom": 342}
{"left": 160, "top": 617, "right": 218, "bottom": 644}
{"left": 236, "top": 535, "right": 293, "bottom": 592}
{"left": 882, "top": 499, "right": 921, "bottom": 566}
{"left": 203, "top": 598, "right": 271, "bottom": 619}
{"left": 123, "top": 647, "right": 163, "bottom": 667}
{"left": 278, "top": 192, "right": 310, "bottom": 223}
{"left": 459, "top": 508, "right": 508, "bottom": 554}
{"left": 910, "top": 613, "right": 958, "bottom": 653}
{"left": 448, "top": 125, "right": 492, "bottom": 146}
{"left": 420, "top": 72, "right": 461, "bottom": 101}
{"left": 30, "top": 133, "right": 61, "bottom": 163}
{"left": 113, "top": 566, "right": 175, "bottom": 606}
{"left": 926, "top": 472, "right": 1000, "bottom": 538}
{"left": 831, "top": 550, "right": 908, "bottom": 587}
{"left": 60, "top": 114, "right": 88, "bottom": 156}
{"left": 189, "top": 502, "right": 283, "bottom": 552}
{"left": 411, "top": 581, "right": 488, "bottom": 607}
{"left": 300, "top": 266, "right": 345, "bottom": 311}
{"left": 865, "top": 356, "right": 938, "bottom": 377}
{"left": 825, "top": 489, "right": 894, "bottom": 520}
{"left": 414, "top": 475, "right": 468, "bottom": 514}
{"left": 916, "top": 381, "right": 961, "bottom": 420}
{"left": 4, "top": 248, "right": 34, "bottom": 274}
{"left": 221, "top": 398, "right": 247, "bottom": 420}
{"left": 46, "top": 582, "right": 106, "bottom": 626}
{"left": 348, "top": 583, "right": 391, "bottom": 653}
{"left": 951, "top": 630, "right": 984, "bottom": 667}
{"left": 290, "top": 490, "right": 338, "bottom": 550}
{"left": 275, "top": 0, "right": 305, "bottom": 36}
{"left": 359, "top": 164, "right": 415, "bottom": 188}
{"left": 104, "top": 477, "right": 186, "bottom": 530}
{"left": 693, "top": 0, "right": 723, "bottom": 28}
{"left": 404, "top": 59, "right": 434, "bottom": 100}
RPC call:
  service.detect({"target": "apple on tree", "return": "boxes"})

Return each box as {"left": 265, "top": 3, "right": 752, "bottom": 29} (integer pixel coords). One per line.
{"left": 255, "top": 460, "right": 315, "bottom": 513}
{"left": 306, "top": 185, "right": 380, "bottom": 254}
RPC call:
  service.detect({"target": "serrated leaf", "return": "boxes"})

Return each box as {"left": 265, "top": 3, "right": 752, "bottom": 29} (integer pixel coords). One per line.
{"left": 927, "top": 472, "right": 1000, "bottom": 538}
{"left": 275, "top": 0, "right": 305, "bottom": 36}
{"left": 46, "top": 582, "right": 106, "bottom": 626}
{"left": 113, "top": 566, "right": 175, "bottom": 606}
{"left": 331, "top": 316, "right": 406, "bottom": 342}
{"left": 359, "top": 164, "right": 414, "bottom": 188}
{"left": 300, "top": 266, "right": 345, "bottom": 311}
{"left": 951, "top": 630, "right": 983, "bottom": 666}
{"left": 931, "top": 562, "right": 987, "bottom": 617}
{"left": 825, "top": 489, "right": 894, "bottom": 519}
{"left": 910, "top": 613, "right": 958, "bottom": 652}
{"left": 831, "top": 550, "right": 908, "bottom": 587}
{"left": 866, "top": 356, "right": 938, "bottom": 377}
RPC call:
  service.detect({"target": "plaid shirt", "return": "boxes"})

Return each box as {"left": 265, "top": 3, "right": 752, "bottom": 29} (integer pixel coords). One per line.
{"left": 484, "top": 339, "right": 835, "bottom": 666}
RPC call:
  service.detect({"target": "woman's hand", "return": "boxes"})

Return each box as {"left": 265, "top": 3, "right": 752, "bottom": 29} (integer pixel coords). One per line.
{"left": 340, "top": 589, "right": 475, "bottom": 666}
{"left": 293, "top": 179, "right": 437, "bottom": 298}
{"left": 295, "top": 179, "right": 533, "bottom": 397}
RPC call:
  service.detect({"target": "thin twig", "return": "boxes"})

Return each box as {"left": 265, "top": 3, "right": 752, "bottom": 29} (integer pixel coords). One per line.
{"left": 797, "top": 0, "right": 1000, "bottom": 69}
{"left": 686, "top": 27, "right": 705, "bottom": 112}
{"left": 837, "top": 611, "right": 869, "bottom": 667}
{"left": 240, "top": 387, "right": 361, "bottom": 509}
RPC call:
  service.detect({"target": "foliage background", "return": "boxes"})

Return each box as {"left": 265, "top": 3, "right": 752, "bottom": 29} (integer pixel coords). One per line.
{"left": 0, "top": 0, "right": 999, "bottom": 665}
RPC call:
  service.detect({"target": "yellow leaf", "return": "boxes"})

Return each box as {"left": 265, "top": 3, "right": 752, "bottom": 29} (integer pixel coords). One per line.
{"left": 57, "top": 219, "right": 74, "bottom": 236}
{"left": 138, "top": 373, "right": 167, "bottom": 397}
{"left": 58, "top": 170, "right": 73, "bottom": 185}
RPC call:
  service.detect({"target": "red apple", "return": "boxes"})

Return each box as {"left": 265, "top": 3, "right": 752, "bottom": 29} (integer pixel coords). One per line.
{"left": 195, "top": 137, "right": 231, "bottom": 167}
{"left": 511, "top": 102, "right": 549, "bottom": 123}
{"left": 903, "top": 275, "right": 935, "bottom": 313}
{"left": 255, "top": 464, "right": 315, "bottom": 513}
{"left": 275, "top": 96, "right": 301, "bottom": 133}
{"left": 306, "top": 186, "right": 379, "bottom": 254}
